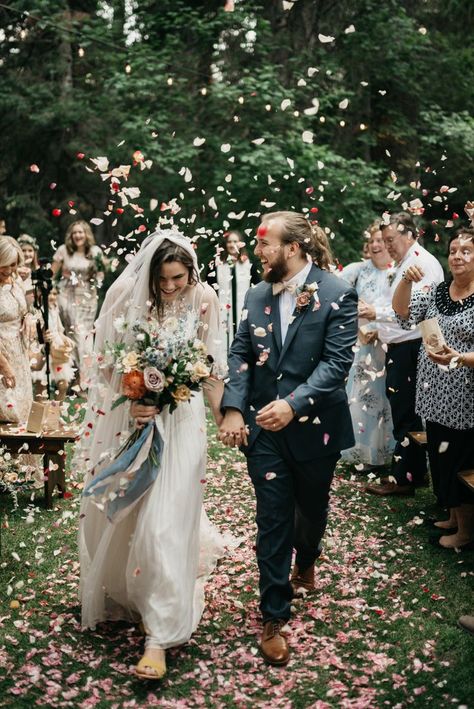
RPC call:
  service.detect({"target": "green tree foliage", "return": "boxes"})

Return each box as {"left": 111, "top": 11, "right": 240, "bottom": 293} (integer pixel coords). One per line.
{"left": 0, "top": 0, "right": 472, "bottom": 264}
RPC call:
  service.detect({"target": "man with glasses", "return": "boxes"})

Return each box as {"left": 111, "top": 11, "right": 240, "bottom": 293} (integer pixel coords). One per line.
{"left": 365, "top": 212, "right": 443, "bottom": 496}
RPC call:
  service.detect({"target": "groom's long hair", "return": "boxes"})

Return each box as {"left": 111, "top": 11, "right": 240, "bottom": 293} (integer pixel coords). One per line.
{"left": 262, "top": 211, "right": 334, "bottom": 271}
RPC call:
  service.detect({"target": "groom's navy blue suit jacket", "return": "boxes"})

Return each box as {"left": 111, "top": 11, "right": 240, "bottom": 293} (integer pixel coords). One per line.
{"left": 222, "top": 264, "right": 358, "bottom": 461}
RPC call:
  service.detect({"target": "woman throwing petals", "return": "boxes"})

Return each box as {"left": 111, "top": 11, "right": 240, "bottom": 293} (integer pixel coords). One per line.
{"left": 393, "top": 227, "right": 474, "bottom": 550}
{"left": 77, "top": 231, "right": 232, "bottom": 680}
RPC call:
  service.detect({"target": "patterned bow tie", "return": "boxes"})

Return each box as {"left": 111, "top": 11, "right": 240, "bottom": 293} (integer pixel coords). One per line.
{"left": 272, "top": 282, "right": 298, "bottom": 296}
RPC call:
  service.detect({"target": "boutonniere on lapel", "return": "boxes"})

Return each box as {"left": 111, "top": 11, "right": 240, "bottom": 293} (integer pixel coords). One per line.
{"left": 386, "top": 266, "right": 396, "bottom": 288}
{"left": 295, "top": 281, "right": 319, "bottom": 312}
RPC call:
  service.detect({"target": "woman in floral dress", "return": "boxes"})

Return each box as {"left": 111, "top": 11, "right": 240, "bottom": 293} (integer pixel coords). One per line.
{"left": 52, "top": 220, "right": 106, "bottom": 387}
{"left": 341, "top": 223, "right": 395, "bottom": 468}
{"left": 0, "top": 236, "right": 35, "bottom": 424}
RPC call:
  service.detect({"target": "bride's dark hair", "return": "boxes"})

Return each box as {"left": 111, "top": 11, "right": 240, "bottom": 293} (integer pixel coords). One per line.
{"left": 149, "top": 239, "right": 199, "bottom": 312}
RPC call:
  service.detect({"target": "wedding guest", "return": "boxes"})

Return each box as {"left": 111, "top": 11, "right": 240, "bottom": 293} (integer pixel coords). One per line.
{"left": 392, "top": 227, "right": 474, "bottom": 550}
{"left": 309, "top": 223, "right": 335, "bottom": 271}
{"left": 341, "top": 221, "right": 395, "bottom": 469}
{"left": 219, "top": 211, "right": 358, "bottom": 666}
{"left": 365, "top": 212, "right": 444, "bottom": 496}
{"left": 32, "top": 286, "right": 75, "bottom": 402}
{"left": 207, "top": 231, "right": 260, "bottom": 352}
{"left": 78, "top": 232, "right": 231, "bottom": 680}
{"left": 0, "top": 236, "right": 36, "bottom": 423}
{"left": 52, "top": 220, "right": 106, "bottom": 388}
{"left": 17, "top": 233, "right": 40, "bottom": 304}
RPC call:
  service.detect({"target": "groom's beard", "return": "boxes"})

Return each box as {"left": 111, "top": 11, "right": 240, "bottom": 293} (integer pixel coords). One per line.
{"left": 262, "top": 252, "right": 289, "bottom": 283}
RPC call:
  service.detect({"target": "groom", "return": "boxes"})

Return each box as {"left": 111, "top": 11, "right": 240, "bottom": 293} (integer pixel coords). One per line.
{"left": 219, "top": 211, "right": 357, "bottom": 666}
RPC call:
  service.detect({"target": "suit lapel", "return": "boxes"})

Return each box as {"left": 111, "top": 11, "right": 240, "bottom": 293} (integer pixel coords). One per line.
{"left": 276, "top": 264, "right": 322, "bottom": 368}
{"left": 269, "top": 289, "right": 282, "bottom": 353}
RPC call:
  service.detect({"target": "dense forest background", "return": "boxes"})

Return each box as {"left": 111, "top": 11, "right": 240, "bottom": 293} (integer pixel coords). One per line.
{"left": 1, "top": 0, "right": 473, "bottom": 267}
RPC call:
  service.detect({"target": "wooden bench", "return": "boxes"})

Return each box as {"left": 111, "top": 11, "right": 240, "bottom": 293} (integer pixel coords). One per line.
{"left": 458, "top": 469, "right": 474, "bottom": 493}
{"left": 408, "top": 431, "right": 427, "bottom": 448}
{"left": 0, "top": 424, "right": 78, "bottom": 509}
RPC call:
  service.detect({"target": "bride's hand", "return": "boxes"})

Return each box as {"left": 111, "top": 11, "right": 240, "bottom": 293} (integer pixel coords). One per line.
{"left": 130, "top": 401, "right": 159, "bottom": 428}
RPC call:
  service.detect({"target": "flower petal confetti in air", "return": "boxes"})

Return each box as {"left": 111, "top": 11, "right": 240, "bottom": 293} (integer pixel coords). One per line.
{"left": 265, "top": 471, "right": 277, "bottom": 480}
{"left": 302, "top": 130, "right": 314, "bottom": 144}
{"left": 29, "top": 164, "right": 40, "bottom": 173}
{"left": 318, "top": 33, "right": 335, "bottom": 43}
{"left": 253, "top": 327, "right": 267, "bottom": 337}
{"left": 193, "top": 137, "right": 206, "bottom": 146}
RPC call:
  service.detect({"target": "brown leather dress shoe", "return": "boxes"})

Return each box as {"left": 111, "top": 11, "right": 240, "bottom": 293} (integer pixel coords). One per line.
{"left": 260, "top": 620, "right": 290, "bottom": 666}
{"left": 291, "top": 563, "right": 315, "bottom": 595}
{"left": 364, "top": 481, "right": 415, "bottom": 496}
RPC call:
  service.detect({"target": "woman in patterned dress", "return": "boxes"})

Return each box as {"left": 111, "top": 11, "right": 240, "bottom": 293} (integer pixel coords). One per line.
{"left": 393, "top": 227, "right": 474, "bottom": 550}
{"left": 52, "top": 220, "right": 106, "bottom": 388}
{"left": 341, "top": 222, "right": 395, "bottom": 468}
{"left": 0, "top": 236, "right": 36, "bottom": 423}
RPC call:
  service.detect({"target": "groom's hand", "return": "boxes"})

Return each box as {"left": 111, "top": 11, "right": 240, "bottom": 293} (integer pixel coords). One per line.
{"left": 256, "top": 400, "right": 295, "bottom": 431}
{"left": 218, "top": 409, "right": 248, "bottom": 447}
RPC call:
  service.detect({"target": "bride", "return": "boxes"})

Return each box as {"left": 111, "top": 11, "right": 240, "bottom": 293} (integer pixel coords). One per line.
{"left": 77, "top": 230, "right": 229, "bottom": 680}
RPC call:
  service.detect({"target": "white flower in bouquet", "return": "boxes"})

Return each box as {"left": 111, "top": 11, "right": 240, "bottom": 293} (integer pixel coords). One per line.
{"left": 121, "top": 351, "right": 140, "bottom": 372}
{"left": 162, "top": 316, "right": 179, "bottom": 332}
{"left": 143, "top": 367, "right": 165, "bottom": 392}
{"left": 113, "top": 315, "right": 127, "bottom": 333}
{"left": 191, "top": 361, "right": 211, "bottom": 381}
{"left": 192, "top": 338, "right": 207, "bottom": 353}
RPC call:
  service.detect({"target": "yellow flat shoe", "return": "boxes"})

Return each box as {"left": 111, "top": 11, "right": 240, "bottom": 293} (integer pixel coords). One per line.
{"left": 135, "top": 653, "right": 166, "bottom": 681}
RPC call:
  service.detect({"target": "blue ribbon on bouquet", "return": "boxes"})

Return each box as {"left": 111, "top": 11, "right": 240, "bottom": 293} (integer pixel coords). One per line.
{"left": 83, "top": 421, "right": 163, "bottom": 522}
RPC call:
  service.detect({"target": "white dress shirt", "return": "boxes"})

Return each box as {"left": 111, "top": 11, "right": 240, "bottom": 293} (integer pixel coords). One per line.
{"left": 374, "top": 241, "right": 444, "bottom": 344}
{"left": 279, "top": 261, "right": 313, "bottom": 343}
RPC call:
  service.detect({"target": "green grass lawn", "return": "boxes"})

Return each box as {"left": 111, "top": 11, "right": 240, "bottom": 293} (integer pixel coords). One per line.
{"left": 1, "top": 422, "right": 474, "bottom": 708}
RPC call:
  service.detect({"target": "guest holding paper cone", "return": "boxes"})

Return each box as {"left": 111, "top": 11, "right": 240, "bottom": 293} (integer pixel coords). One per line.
{"left": 365, "top": 212, "right": 444, "bottom": 496}
{"left": 392, "top": 227, "right": 474, "bottom": 550}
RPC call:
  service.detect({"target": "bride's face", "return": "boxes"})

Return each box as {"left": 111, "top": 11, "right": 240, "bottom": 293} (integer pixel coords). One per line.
{"left": 158, "top": 260, "right": 190, "bottom": 301}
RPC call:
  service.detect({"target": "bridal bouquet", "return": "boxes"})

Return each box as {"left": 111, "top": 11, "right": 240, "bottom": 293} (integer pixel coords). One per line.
{"left": 106, "top": 315, "right": 213, "bottom": 414}
{"left": 83, "top": 315, "right": 213, "bottom": 521}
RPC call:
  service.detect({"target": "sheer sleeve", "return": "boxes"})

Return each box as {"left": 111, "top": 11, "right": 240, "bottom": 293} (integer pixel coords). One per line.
{"left": 195, "top": 282, "right": 227, "bottom": 378}
{"left": 396, "top": 282, "right": 438, "bottom": 330}
{"left": 341, "top": 261, "right": 364, "bottom": 288}
{"left": 53, "top": 244, "right": 65, "bottom": 264}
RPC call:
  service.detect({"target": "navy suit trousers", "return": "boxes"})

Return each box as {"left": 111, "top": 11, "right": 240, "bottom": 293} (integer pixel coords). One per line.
{"left": 246, "top": 430, "right": 339, "bottom": 622}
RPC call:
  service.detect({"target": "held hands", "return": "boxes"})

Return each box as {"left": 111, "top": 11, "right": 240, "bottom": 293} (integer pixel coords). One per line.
{"left": 402, "top": 265, "right": 425, "bottom": 283}
{"left": 427, "top": 344, "right": 462, "bottom": 367}
{"left": 130, "top": 401, "right": 160, "bottom": 428}
{"left": 358, "top": 300, "right": 376, "bottom": 320}
{"left": 218, "top": 409, "right": 249, "bottom": 447}
{"left": 255, "top": 399, "right": 295, "bottom": 432}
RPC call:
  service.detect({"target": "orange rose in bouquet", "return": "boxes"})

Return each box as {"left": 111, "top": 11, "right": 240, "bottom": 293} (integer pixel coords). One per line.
{"left": 122, "top": 370, "right": 147, "bottom": 400}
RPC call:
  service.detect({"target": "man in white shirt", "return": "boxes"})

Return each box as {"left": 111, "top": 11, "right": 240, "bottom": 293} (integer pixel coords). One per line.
{"left": 365, "top": 211, "right": 444, "bottom": 496}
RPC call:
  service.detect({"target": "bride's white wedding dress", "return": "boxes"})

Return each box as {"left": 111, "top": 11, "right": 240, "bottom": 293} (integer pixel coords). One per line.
{"left": 77, "top": 231, "right": 234, "bottom": 648}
